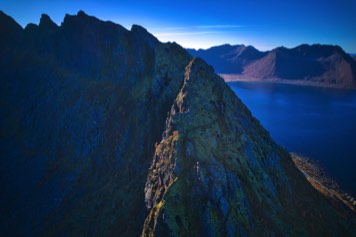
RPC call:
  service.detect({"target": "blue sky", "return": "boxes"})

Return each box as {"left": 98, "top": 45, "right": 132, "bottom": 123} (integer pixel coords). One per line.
{"left": 1, "top": 0, "right": 355, "bottom": 52}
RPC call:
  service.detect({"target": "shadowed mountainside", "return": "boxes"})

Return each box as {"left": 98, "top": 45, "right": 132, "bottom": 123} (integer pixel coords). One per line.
{"left": 0, "top": 11, "right": 355, "bottom": 237}
{"left": 187, "top": 44, "right": 267, "bottom": 74}
{"left": 188, "top": 44, "right": 356, "bottom": 88}
{"left": 0, "top": 10, "right": 192, "bottom": 236}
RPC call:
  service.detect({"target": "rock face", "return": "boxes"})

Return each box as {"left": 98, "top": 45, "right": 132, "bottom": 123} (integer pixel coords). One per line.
{"left": 188, "top": 44, "right": 356, "bottom": 88}
{"left": 0, "top": 11, "right": 354, "bottom": 237}
{"left": 141, "top": 58, "right": 354, "bottom": 236}
{"left": 0, "top": 10, "right": 191, "bottom": 236}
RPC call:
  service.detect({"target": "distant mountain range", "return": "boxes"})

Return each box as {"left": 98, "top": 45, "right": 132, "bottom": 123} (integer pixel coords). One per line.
{"left": 188, "top": 44, "right": 356, "bottom": 88}
{"left": 0, "top": 10, "right": 355, "bottom": 236}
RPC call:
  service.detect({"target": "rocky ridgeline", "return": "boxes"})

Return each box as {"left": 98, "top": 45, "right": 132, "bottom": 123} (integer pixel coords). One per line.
{"left": 0, "top": 11, "right": 355, "bottom": 237}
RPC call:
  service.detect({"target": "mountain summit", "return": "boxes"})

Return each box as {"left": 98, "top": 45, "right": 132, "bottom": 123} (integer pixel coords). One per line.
{"left": 0, "top": 11, "right": 354, "bottom": 236}
{"left": 188, "top": 44, "right": 356, "bottom": 88}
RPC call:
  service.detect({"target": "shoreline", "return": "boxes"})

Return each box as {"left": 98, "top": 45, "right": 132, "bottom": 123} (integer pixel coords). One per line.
{"left": 220, "top": 74, "right": 356, "bottom": 90}
{"left": 291, "top": 153, "right": 356, "bottom": 213}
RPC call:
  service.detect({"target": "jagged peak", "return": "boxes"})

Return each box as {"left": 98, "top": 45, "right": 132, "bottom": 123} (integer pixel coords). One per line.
{"left": 39, "top": 14, "right": 58, "bottom": 30}
{"left": 24, "top": 23, "right": 39, "bottom": 32}
{"left": 62, "top": 10, "right": 100, "bottom": 26}
{"left": 77, "top": 10, "right": 87, "bottom": 17}
{"left": 210, "top": 43, "right": 234, "bottom": 49}
{"left": 244, "top": 45, "right": 259, "bottom": 51}
{"left": 131, "top": 24, "right": 159, "bottom": 47}
{"left": 0, "top": 10, "right": 23, "bottom": 36}
{"left": 60, "top": 10, "right": 129, "bottom": 36}
{"left": 131, "top": 24, "right": 147, "bottom": 32}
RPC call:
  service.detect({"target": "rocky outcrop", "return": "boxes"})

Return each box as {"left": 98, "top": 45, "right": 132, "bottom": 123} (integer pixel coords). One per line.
{"left": 189, "top": 44, "right": 356, "bottom": 88}
{"left": 0, "top": 10, "right": 354, "bottom": 237}
{"left": 142, "top": 58, "right": 354, "bottom": 236}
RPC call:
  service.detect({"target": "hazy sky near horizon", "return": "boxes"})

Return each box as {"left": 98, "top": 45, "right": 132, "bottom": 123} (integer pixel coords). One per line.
{"left": 1, "top": 0, "right": 355, "bottom": 52}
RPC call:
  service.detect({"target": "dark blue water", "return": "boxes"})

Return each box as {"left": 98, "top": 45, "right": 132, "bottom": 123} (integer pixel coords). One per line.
{"left": 228, "top": 82, "right": 356, "bottom": 195}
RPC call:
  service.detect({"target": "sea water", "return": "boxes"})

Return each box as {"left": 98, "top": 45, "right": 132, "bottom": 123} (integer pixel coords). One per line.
{"left": 229, "top": 81, "right": 356, "bottom": 195}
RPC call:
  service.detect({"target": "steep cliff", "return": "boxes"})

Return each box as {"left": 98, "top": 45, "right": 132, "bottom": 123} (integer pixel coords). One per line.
{"left": 0, "top": 10, "right": 191, "bottom": 236}
{"left": 0, "top": 11, "right": 354, "bottom": 237}
{"left": 142, "top": 58, "right": 354, "bottom": 236}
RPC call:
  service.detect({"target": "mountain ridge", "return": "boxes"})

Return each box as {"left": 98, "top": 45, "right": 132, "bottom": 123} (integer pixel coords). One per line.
{"left": 188, "top": 44, "right": 356, "bottom": 88}
{"left": 0, "top": 10, "right": 190, "bottom": 236}
{"left": 0, "top": 11, "right": 354, "bottom": 236}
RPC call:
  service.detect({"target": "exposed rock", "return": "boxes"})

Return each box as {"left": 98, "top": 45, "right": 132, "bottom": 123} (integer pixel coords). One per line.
{"left": 0, "top": 11, "right": 354, "bottom": 237}
{"left": 142, "top": 58, "right": 355, "bottom": 236}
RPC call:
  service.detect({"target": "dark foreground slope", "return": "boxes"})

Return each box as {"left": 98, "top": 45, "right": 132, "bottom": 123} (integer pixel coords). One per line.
{"left": 189, "top": 44, "right": 356, "bottom": 88}
{"left": 0, "top": 11, "right": 354, "bottom": 237}
{"left": 0, "top": 11, "right": 192, "bottom": 236}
